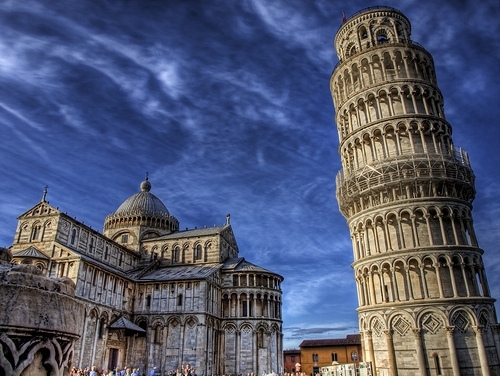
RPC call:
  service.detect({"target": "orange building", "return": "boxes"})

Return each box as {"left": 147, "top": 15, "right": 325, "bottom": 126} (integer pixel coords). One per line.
{"left": 283, "top": 349, "right": 301, "bottom": 374}
{"left": 298, "top": 335, "right": 362, "bottom": 376}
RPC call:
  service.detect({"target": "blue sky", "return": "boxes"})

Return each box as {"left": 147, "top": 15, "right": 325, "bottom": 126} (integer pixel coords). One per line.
{"left": 0, "top": 0, "right": 498, "bottom": 350}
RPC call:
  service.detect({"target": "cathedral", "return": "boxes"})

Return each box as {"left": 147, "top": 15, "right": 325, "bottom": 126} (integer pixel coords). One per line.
{"left": 7, "top": 176, "right": 283, "bottom": 375}
{"left": 331, "top": 6, "right": 500, "bottom": 376}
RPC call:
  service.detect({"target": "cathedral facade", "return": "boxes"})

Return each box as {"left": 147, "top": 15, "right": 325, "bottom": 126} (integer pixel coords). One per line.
{"left": 331, "top": 6, "right": 500, "bottom": 376}
{"left": 8, "top": 177, "right": 283, "bottom": 375}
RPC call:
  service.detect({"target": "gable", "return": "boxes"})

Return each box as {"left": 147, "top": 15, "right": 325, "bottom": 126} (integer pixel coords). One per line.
{"left": 17, "top": 201, "right": 60, "bottom": 220}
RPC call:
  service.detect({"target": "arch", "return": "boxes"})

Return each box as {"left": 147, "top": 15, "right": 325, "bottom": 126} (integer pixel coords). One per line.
{"left": 389, "top": 311, "right": 415, "bottom": 336}
{"left": 375, "top": 28, "right": 392, "bottom": 45}
{"left": 408, "top": 258, "right": 424, "bottom": 299}
{"left": 173, "top": 245, "right": 181, "bottom": 263}
{"left": 368, "top": 315, "right": 386, "bottom": 337}
{"left": 195, "top": 243, "right": 203, "bottom": 261}
{"left": 422, "top": 256, "right": 439, "bottom": 298}
{"left": 136, "top": 318, "right": 148, "bottom": 338}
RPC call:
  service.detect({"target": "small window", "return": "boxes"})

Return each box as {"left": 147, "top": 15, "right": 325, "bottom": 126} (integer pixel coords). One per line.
{"left": 195, "top": 244, "right": 202, "bottom": 260}
{"left": 70, "top": 229, "right": 77, "bottom": 245}
{"left": 351, "top": 351, "right": 358, "bottom": 361}
{"left": 146, "top": 295, "right": 151, "bottom": 308}
{"left": 291, "top": 355, "right": 295, "bottom": 362}
{"left": 93, "top": 269, "right": 98, "bottom": 286}
{"left": 98, "top": 318, "right": 106, "bottom": 339}
{"left": 332, "top": 353, "right": 338, "bottom": 362}
{"left": 104, "top": 246, "right": 109, "bottom": 259}
{"left": 242, "top": 301, "right": 248, "bottom": 317}
{"left": 118, "top": 253, "right": 123, "bottom": 266}
{"left": 177, "top": 294, "right": 183, "bottom": 306}
{"left": 312, "top": 353, "right": 318, "bottom": 362}
{"left": 174, "top": 246, "right": 180, "bottom": 262}
{"left": 433, "top": 354, "right": 442, "bottom": 375}
{"left": 31, "top": 225, "right": 41, "bottom": 241}
{"left": 154, "top": 325, "right": 162, "bottom": 343}
{"left": 121, "top": 234, "right": 128, "bottom": 243}
{"left": 377, "top": 34, "right": 389, "bottom": 44}
{"left": 89, "top": 238, "right": 94, "bottom": 253}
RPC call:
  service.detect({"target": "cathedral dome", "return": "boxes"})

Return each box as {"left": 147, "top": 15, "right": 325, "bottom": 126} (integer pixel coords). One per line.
{"left": 114, "top": 177, "right": 169, "bottom": 217}
{"left": 103, "top": 176, "right": 179, "bottom": 239}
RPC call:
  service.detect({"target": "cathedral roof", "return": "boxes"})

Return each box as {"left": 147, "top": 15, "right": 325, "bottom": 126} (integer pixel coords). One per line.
{"left": 113, "top": 176, "right": 170, "bottom": 217}
{"left": 222, "top": 257, "right": 277, "bottom": 274}
{"left": 109, "top": 316, "right": 145, "bottom": 333}
{"left": 299, "top": 334, "right": 361, "bottom": 347}
{"left": 12, "top": 246, "right": 49, "bottom": 260}
{"left": 146, "top": 225, "right": 228, "bottom": 241}
{"left": 129, "top": 263, "right": 222, "bottom": 281}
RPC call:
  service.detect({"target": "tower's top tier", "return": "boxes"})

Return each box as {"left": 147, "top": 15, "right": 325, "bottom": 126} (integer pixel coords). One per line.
{"left": 334, "top": 6, "right": 411, "bottom": 62}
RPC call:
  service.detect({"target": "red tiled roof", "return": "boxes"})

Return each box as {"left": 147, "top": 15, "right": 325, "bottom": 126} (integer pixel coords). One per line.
{"left": 300, "top": 334, "right": 361, "bottom": 347}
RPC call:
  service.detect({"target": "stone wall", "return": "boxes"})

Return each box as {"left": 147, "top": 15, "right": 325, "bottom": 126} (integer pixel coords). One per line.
{"left": 0, "top": 249, "right": 85, "bottom": 376}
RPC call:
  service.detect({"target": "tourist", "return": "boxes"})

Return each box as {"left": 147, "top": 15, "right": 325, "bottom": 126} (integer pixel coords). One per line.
{"left": 293, "top": 363, "right": 303, "bottom": 376}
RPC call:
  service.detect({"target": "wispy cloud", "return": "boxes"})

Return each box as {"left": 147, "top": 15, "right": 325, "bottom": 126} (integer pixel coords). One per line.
{"left": 0, "top": 0, "right": 498, "bottom": 351}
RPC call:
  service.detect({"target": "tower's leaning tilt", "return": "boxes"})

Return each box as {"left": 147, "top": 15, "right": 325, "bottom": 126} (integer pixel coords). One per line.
{"left": 330, "top": 6, "right": 499, "bottom": 376}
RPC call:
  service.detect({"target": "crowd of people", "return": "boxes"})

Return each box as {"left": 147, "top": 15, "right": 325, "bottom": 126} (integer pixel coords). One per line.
{"left": 70, "top": 363, "right": 197, "bottom": 376}
{"left": 70, "top": 366, "right": 146, "bottom": 376}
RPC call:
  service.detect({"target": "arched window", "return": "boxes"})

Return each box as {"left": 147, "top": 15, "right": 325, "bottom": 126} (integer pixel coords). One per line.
{"left": 174, "top": 246, "right": 180, "bottom": 262}
{"left": 146, "top": 295, "right": 151, "bottom": 309}
{"left": 70, "top": 229, "right": 77, "bottom": 245}
{"left": 154, "top": 325, "right": 162, "bottom": 343}
{"left": 258, "top": 328, "right": 264, "bottom": 348}
{"left": 377, "top": 33, "right": 389, "bottom": 44}
{"left": 31, "top": 225, "right": 41, "bottom": 241}
{"left": 351, "top": 350, "right": 358, "bottom": 361}
{"left": 98, "top": 318, "right": 106, "bottom": 339}
{"left": 195, "top": 244, "right": 202, "bottom": 260}
{"left": 138, "top": 321, "right": 147, "bottom": 338}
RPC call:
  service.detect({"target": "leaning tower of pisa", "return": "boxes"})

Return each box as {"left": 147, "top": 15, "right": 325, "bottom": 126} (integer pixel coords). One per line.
{"left": 330, "top": 7, "right": 499, "bottom": 376}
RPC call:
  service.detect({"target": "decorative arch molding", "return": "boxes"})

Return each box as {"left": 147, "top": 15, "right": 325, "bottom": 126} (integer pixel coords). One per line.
{"left": 184, "top": 315, "right": 199, "bottom": 327}
{"left": 222, "top": 322, "right": 238, "bottom": 333}
{"left": 418, "top": 310, "right": 446, "bottom": 335}
{"left": 166, "top": 316, "right": 181, "bottom": 327}
{"left": 449, "top": 306, "right": 479, "bottom": 331}
{"left": 239, "top": 322, "right": 254, "bottom": 332}
{"left": 135, "top": 315, "right": 150, "bottom": 327}
{"left": 151, "top": 316, "right": 166, "bottom": 328}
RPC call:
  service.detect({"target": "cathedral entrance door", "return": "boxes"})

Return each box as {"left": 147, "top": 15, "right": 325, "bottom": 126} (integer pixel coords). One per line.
{"left": 108, "top": 348, "right": 119, "bottom": 371}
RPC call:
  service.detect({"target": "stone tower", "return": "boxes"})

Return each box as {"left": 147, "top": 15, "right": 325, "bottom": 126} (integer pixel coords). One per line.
{"left": 330, "top": 6, "right": 499, "bottom": 376}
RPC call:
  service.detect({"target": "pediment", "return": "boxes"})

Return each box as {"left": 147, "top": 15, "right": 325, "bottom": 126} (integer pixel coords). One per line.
{"left": 18, "top": 201, "right": 60, "bottom": 219}
{"left": 12, "top": 246, "right": 49, "bottom": 259}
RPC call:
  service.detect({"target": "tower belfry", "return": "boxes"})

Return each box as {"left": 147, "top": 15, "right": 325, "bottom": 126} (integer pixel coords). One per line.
{"left": 330, "top": 7, "right": 499, "bottom": 375}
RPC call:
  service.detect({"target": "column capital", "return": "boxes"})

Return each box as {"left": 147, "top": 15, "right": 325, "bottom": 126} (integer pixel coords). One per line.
{"left": 365, "top": 330, "right": 373, "bottom": 339}
{"left": 445, "top": 326, "right": 455, "bottom": 336}
{"left": 472, "top": 325, "right": 485, "bottom": 336}
{"left": 411, "top": 328, "right": 421, "bottom": 339}
{"left": 383, "top": 329, "right": 393, "bottom": 339}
